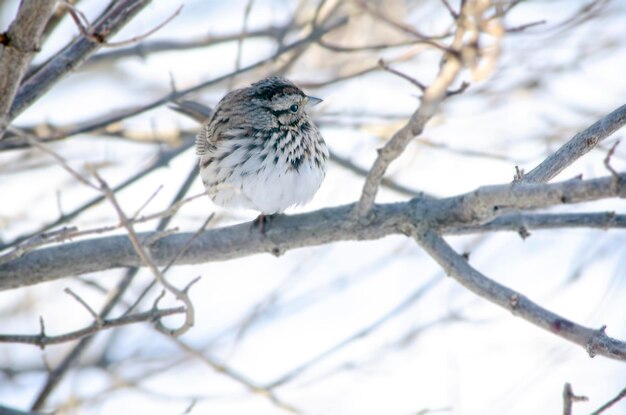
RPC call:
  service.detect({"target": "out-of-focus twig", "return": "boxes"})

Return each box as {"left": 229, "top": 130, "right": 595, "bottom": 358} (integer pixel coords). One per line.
{"left": 62, "top": 1, "right": 183, "bottom": 48}
{"left": 590, "top": 387, "right": 626, "bottom": 415}
{"left": 562, "top": 383, "right": 588, "bottom": 415}
{"left": 0, "top": 306, "right": 185, "bottom": 347}
{"left": 1, "top": 16, "right": 349, "bottom": 152}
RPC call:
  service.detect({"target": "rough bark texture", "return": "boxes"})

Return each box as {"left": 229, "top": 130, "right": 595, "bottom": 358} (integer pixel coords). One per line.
{"left": 0, "top": 0, "right": 57, "bottom": 137}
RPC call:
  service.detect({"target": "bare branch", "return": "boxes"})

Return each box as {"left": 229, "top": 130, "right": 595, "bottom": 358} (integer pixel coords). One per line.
{"left": 357, "top": 0, "right": 451, "bottom": 51}
{"left": 0, "top": 0, "right": 57, "bottom": 138}
{"left": 353, "top": 6, "right": 469, "bottom": 218}
{"left": 62, "top": 1, "right": 183, "bottom": 48}
{"left": 2, "top": 173, "right": 625, "bottom": 295}
{"left": 91, "top": 169, "right": 196, "bottom": 337}
{"left": 83, "top": 24, "right": 297, "bottom": 67}
{"left": 522, "top": 103, "right": 626, "bottom": 183}
{"left": 64, "top": 287, "right": 101, "bottom": 324}
{"left": 0, "top": 306, "right": 185, "bottom": 347}
{"left": 0, "top": 138, "right": 195, "bottom": 251}
{"left": 31, "top": 160, "right": 203, "bottom": 410}
{"left": 7, "top": 0, "right": 153, "bottom": 124}
{"left": 590, "top": 387, "right": 626, "bottom": 415}
{"left": 0, "top": 16, "right": 348, "bottom": 152}
{"left": 171, "top": 337, "right": 301, "bottom": 413}
{"left": 414, "top": 228, "right": 626, "bottom": 361}
{"left": 562, "top": 383, "right": 588, "bottom": 415}
{"left": 378, "top": 58, "right": 426, "bottom": 91}
{"left": 443, "top": 212, "right": 626, "bottom": 235}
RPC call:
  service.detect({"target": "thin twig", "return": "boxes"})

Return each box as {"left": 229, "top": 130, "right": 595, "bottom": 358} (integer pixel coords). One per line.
{"left": 603, "top": 140, "right": 621, "bottom": 192}
{"left": 440, "top": 0, "right": 459, "bottom": 18}
{"left": 562, "top": 383, "right": 588, "bottom": 415}
{"left": 590, "top": 387, "right": 626, "bottom": 415}
{"left": 229, "top": 0, "right": 255, "bottom": 90}
{"left": 0, "top": 306, "right": 185, "bottom": 347}
{"left": 378, "top": 58, "right": 426, "bottom": 91}
{"left": 29, "top": 159, "right": 201, "bottom": 410}
{"left": 19, "top": 130, "right": 98, "bottom": 189}
{"left": 90, "top": 169, "right": 196, "bottom": 337}
{"left": 506, "top": 19, "right": 546, "bottom": 33}
{"left": 357, "top": 0, "right": 452, "bottom": 51}
{"left": 62, "top": 1, "right": 183, "bottom": 48}
{"left": 64, "top": 288, "right": 101, "bottom": 324}
{"left": 0, "top": 138, "right": 195, "bottom": 251}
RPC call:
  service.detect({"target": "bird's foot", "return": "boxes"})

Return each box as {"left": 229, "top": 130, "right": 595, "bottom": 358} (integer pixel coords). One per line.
{"left": 252, "top": 213, "right": 275, "bottom": 235}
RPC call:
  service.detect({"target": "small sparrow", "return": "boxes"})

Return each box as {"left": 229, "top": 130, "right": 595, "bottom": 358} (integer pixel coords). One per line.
{"left": 195, "top": 76, "right": 328, "bottom": 229}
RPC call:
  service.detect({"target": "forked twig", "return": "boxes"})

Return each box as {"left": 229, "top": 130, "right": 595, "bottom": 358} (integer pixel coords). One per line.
{"left": 90, "top": 168, "right": 196, "bottom": 337}
{"left": 62, "top": 1, "right": 183, "bottom": 48}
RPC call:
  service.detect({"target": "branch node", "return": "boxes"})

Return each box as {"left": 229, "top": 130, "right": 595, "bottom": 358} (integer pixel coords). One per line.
{"left": 603, "top": 139, "right": 622, "bottom": 193}
{"left": 0, "top": 32, "right": 10, "bottom": 46}
{"left": 152, "top": 290, "right": 167, "bottom": 311}
{"left": 586, "top": 325, "right": 608, "bottom": 358}
{"left": 563, "top": 383, "right": 588, "bottom": 415}
{"left": 38, "top": 316, "right": 46, "bottom": 350}
{"left": 379, "top": 58, "right": 426, "bottom": 91}
{"left": 513, "top": 165, "right": 525, "bottom": 182}
{"left": 65, "top": 287, "right": 102, "bottom": 326}
{"left": 517, "top": 225, "right": 530, "bottom": 240}
{"left": 445, "top": 81, "right": 469, "bottom": 97}
{"left": 183, "top": 276, "right": 201, "bottom": 295}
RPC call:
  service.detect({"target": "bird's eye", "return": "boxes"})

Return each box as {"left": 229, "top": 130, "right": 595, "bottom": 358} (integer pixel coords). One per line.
{"left": 289, "top": 104, "right": 299, "bottom": 113}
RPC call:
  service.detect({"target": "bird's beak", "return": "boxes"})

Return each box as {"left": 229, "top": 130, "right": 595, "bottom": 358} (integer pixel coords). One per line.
{"left": 306, "top": 96, "right": 323, "bottom": 108}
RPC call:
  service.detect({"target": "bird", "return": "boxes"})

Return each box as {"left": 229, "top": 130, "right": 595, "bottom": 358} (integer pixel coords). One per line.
{"left": 195, "top": 76, "right": 329, "bottom": 230}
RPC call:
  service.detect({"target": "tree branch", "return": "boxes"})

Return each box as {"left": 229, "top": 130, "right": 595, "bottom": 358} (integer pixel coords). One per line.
{"left": 0, "top": 306, "right": 185, "bottom": 347}
{"left": 353, "top": 1, "right": 471, "bottom": 219}
{"left": 413, "top": 228, "right": 626, "bottom": 361}
{"left": 522, "top": 103, "right": 626, "bottom": 183}
{"left": 590, "top": 387, "right": 626, "bottom": 415}
{"left": 83, "top": 24, "right": 296, "bottom": 66}
{"left": 0, "top": 0, "right": 57, "bottom": 137}
{"left": 6, "top": 0, "right": 153, "bottom": 125}
{"left": 1, "top": 173, "right": 624, "bottom": 292}
{"left": 0, "top": 16, "right": 348, "bottom": 152}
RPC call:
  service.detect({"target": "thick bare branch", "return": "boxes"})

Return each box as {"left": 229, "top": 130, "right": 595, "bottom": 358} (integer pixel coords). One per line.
{"left": 0, "top": 0, "right": 57, "bottom": 137}
{"left": 414, "top": 228, "right": 626, "bottom": 361}
{"left": 1, "top": 173, "right": 624, "bottom": 292}
{"left": 443, "top": 211, "right": 626, "bottom": 235}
